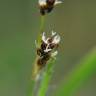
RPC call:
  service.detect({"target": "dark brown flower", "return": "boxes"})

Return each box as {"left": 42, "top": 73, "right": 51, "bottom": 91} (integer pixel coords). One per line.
{"left": 38, "top": 0, "right": 62, "bottom": 15}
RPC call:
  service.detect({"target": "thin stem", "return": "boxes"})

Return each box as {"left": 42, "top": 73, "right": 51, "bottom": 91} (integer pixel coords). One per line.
{"left": 40, "top": 15, "right": 45, "bottom": 33}
{"left": 28, "top": 15, "right": 46, "bottom": 96}
{"left": 37, "top": 58, "right": 55, "bottom": 96}
{"left": 37, "top": 15, "right": 45, "bottom": 46}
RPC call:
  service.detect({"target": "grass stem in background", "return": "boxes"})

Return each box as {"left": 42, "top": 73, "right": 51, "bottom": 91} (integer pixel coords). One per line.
{"left": 55, "top": 48, "right": 96, "bottom": 96}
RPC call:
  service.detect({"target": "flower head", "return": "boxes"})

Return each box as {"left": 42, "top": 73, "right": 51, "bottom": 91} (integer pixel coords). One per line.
{"left": 38, "top": 0, "right": 63, "bottom": 15}
{"left": 36, "top": 31, "right": 60, "bottom": 67}
{"left": 41, "top": 31, "right": 60, "bottom": 53}
{"left": 33, "top": 31, "right": 61, "bottom": 80}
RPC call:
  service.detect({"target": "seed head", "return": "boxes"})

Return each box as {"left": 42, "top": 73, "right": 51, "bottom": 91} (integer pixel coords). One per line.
{"left": 38, "top": 0, "right": 63, "bottom": 15}
{"left": 33, "top": 31, "right": 60, "bottom": 80}
{"left": 36, "top": 31, "right": 60, "bottom": 66}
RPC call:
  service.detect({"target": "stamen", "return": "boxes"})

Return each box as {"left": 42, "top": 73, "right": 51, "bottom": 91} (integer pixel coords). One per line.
{"left": 39, "top": 0, "right": 47, "bottom": 6}
{"left": 54, "top": 0, "right": 63, "bottom": 5}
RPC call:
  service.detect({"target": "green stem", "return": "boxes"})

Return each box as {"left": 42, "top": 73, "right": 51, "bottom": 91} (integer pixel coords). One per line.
{"left": 27, "top": 79, "right": 35, "bottom": 96}
{"left": 37, "top": 15, "right": 45, "bottom": 46}
{"left": 28, "top": 15, "right": 46, "bottom": 96}
{"left": 37, "top": 59, "right": 55, "bottom": 96}
{"left": 40, "top": 15, "right": 45, "bottom": 33}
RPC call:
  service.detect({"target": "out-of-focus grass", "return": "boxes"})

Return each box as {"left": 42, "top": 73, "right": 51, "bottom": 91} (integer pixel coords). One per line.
{"left": 27, "top": 80, "right": 35, "bottom": 96}
{"left": 54, "top": 48, "right": 96, "bottom": 96}
{"left": 28, "top": 49, "right": 96, "bottom": 96}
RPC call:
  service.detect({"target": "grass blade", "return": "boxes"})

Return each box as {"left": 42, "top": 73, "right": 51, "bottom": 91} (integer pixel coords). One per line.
{"left": 55, "top": 48, "right": 96, "bottom": 96}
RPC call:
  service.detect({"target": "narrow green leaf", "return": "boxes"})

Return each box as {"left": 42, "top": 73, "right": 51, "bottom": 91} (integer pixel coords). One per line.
{"left": 55, "top": 48, "right": 96, "bottom": 96}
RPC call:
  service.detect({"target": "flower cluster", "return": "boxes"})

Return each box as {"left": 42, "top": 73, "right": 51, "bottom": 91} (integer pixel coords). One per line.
{"left": 32, "top": 0, "right": 62, "bottom": 80}
{"left": 36, "top": 31, "right": 60, "bottom": 69}
{"left": 38, "top": 0, "right": 62, "bottom": 15}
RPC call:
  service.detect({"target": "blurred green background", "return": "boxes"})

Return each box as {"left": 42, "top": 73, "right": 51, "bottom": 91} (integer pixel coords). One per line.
{"left": 0, "top": 0, "right": 96, "bottom": 96}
